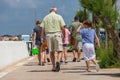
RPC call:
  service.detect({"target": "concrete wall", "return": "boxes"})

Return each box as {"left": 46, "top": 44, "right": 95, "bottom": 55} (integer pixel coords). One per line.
{"left": 0, "top": 41, "right": 29, "bottom": 70}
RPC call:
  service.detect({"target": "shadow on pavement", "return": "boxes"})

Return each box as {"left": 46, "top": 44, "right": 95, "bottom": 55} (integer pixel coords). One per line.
{"left": 61, "top": 67, "right": 86, "bottom": 70}
{"left": 23, "top": 62, "right": 40, "bottom": 66}
{"left": 61, "top": 66, "right": 95, "bottom": 70}
{"left": 83, "top": 73, "right": 120, "bottom": 77}
{"left": 27, "top": 69, "right": 86, "bottom": 73}
{"left": 27, "top": 70, "right": 52, "bottom": 72}
{"left": 63, "top": 70, "right": 86, "bottom": 73}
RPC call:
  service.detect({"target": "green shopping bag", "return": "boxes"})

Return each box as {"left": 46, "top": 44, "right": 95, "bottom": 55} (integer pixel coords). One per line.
{"left": 32, "top": 46, "right": 38, "bottom": 55}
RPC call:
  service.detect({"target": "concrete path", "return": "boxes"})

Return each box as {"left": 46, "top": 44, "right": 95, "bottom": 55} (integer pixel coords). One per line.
{"left": 0, "top": 53, "right": 120, "bottom": 80}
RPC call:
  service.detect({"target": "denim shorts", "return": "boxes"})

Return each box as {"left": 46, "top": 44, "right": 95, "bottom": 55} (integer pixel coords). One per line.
{"left": 35, "top": 39, "right": 42, "bottom": 46}
{"left": 63, "top": 44, "right": 69, "bottom": 47}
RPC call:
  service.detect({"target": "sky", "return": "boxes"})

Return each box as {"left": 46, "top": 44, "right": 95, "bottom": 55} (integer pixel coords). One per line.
{"left": 0, "top": 0, "right": 120, "bottom": 36}
{"left": 0, "top": 0, "right": 81, "bottom": 35}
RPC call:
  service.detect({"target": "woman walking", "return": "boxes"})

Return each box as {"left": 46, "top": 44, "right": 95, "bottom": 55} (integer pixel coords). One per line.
{"left": 33, "top": 20, "right": 43, "bottom": 65}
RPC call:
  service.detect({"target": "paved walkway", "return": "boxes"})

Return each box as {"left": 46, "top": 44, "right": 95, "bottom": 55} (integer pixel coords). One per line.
{"left": 0, "top": 53, "right": 120, "bottom": 80}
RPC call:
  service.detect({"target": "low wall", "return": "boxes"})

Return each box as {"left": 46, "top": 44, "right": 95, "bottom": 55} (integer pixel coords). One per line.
{"left": 0, "top": 41, "right": 30, "bottom": 70}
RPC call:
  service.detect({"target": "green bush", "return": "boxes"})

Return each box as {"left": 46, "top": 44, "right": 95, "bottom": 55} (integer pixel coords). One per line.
{"left": 96, "top": 43, "right": 120, "bottom": 68}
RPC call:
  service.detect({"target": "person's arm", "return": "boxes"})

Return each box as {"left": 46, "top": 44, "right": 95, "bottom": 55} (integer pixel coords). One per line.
{"left": 59, "top": 15, "right": 66, "bottom": 38}
{"left": 41, "top": 27, "right": 44, "bottom": 43}
{"left": 68, "top": 24, "right": 72, "bottom": 33}
{"left": 95, "top": 35, "right": 100, "bottom": 48}
{"left": 33, "top": 32, "right": 36, "bottom": 41}
{"left": 33, "top": 32, "right": 36, "bottom": 47}
{"left": 61, "top": 26, "right": 65, "bottom": 43}
{"left": 68, "top": 29, "right": 71, "bottom": 44}
{"left": 76, "top": 23, "right": 83, "bottom": 33}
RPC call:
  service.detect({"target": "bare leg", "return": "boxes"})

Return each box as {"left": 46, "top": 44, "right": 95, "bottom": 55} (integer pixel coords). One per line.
{"left": 60, "top": 51, "right": 63, "bottom": 62}
{"left": 91, "top": 58, "right": 100, "bottom": 72}
{"left": 55, "top": 51, "right": 62, "bottom": 72}
{"left": 72, "top": 50, "right": 76, "bottom": 58}
{"left": 64, "top": 47, "right": 68, "bottom": 61}
{"left": 72, "top": 50, "right": 76, "bottom": 62}
{"left": 46, "top": 52, "right": 50, "bottom": 63}
{"left": 37, "top": 46, "right": 42, "bottom": 65}
{"left": 45, "top": 49, "right": 50, "bottom": 63}
{"left": 57, "top": 51, "right": 62, "bottom": 62}
{"left": 50, "top": 51, "right": 55, "bottom": 69}
{"left": 85, "top": 60, "right": 91, "bottom": 72}
{"left": 41, "top": 50, "right": 46, "bottom": 65}
{"left": 91, "top": 58, "right": 97, "bottom": 65}
{"left": 77, "top": 48, "right": 81, "bottom": 62}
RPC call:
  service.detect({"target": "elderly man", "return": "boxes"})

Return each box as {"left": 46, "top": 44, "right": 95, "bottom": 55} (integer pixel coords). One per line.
{"left": 40, "top": 6, "right": 66, "bottom": 72}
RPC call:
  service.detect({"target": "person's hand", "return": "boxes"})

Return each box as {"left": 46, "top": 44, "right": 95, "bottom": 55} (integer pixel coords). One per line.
{"left": 32, "top": 41, "right": 35, "bottom": 47}
{"left": 97, "top": 43, "right": 100, "bottom": 48}
{"left": 80, "top": 23, "right": 83, "bottom": 26}
{"left": 41, "top": 38, "right": 43, "bottom": 43}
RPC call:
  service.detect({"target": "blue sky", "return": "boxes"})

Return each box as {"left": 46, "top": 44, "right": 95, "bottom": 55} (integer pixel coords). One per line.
{"left": 0, "top": 0, "right": 81, "bottom": 35}
{"left": 0, "top": 0, "right": 120, "bottom": 35}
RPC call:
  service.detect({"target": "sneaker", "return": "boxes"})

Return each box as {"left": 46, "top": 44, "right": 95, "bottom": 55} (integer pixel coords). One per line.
{"left": 55, "top": 62, "right": 60, "bottom": 72}
{"left": 64, "top": 60, "right": 68, "bottom": 64}
{"left": 96, "top": 64, "right": 100, "bottom": 72}
{"left": 47, "top": 58, "right": 50, "bottom": 62}
{"left": 60, "top": 59, "right": 63, "bottom": 63}
{"left": 72, "top": 58, "right": 76, "bottom": 62}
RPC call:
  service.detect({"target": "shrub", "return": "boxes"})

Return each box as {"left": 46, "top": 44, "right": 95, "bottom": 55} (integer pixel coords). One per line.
{"left": 96, "top": 43, "right": 120, "bottom": 68}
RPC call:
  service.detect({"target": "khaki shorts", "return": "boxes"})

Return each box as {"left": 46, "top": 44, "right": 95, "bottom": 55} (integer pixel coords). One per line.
{"left": 73, "top": 39, "right": 82, "bottom": 50}
{"left": 46, "top": 32, "right": 63, "bottom": 52}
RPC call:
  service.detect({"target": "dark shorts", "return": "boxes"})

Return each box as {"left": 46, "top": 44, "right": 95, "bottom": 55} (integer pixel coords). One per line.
{"left": 63, "top": 44, "right": 69, "bottom": 47}
{"left": 35, "top": 39, "right": 42, "bottom": 46}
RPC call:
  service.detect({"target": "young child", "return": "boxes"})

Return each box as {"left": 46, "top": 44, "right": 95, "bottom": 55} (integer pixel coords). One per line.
{"left": 62, "top": 25, "right": 71, "bottom": 63}
{"left": 42, "top": 38, "right": 50, "bottom": 65}
{"left": 76, "top": 20, "right": 100, "bottom": 72}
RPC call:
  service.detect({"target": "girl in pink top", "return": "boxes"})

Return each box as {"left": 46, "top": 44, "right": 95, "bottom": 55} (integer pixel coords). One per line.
{"left": 62, "top": 25, "right": 71, "bottom": 63}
